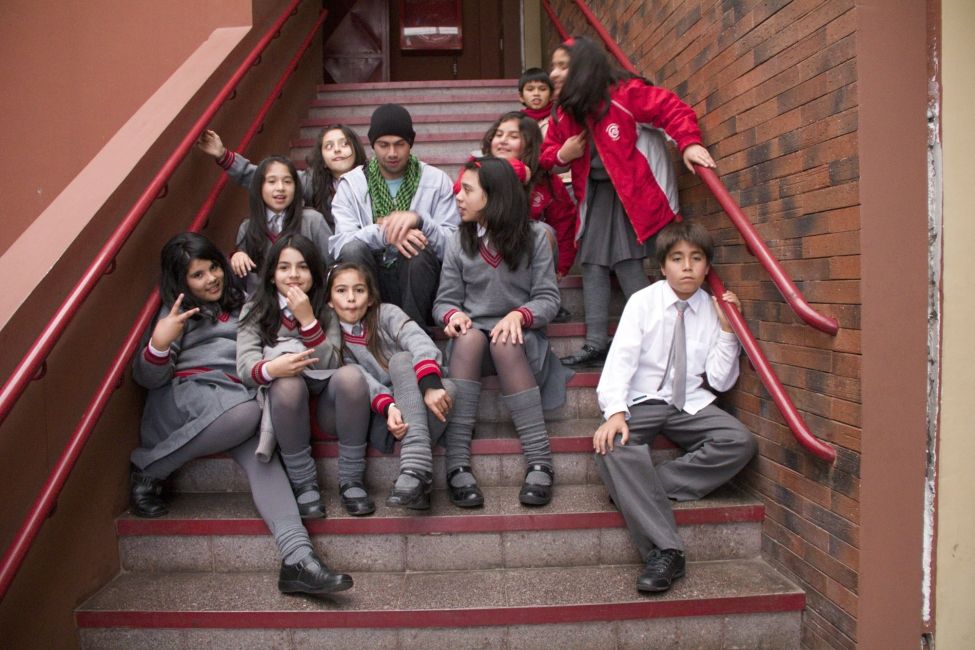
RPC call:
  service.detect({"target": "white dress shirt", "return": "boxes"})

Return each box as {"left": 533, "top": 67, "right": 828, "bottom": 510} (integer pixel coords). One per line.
{"left": 597, "top": 280, "right": 741, "bottom": 418}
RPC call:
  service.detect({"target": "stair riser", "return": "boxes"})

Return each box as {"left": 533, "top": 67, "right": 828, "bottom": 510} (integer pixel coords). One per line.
{"left": 310, "top": 100, "right": 520, "bottom": 119}
{"left": 300, "top": 120, "right": 495, "bottom": 139}
{"left": 118, "top": 521, "right": 761, "bottom": 574}
{"left": 170, "top": 449, "right": 680, "bottom": 494}
{"left": 292, "top": 139, "right": 480, "bottom": 162}
{"left": 79, "top": 612, "right": 800, "bottom": 649}
{"left": 317, "top": 87, "right": 517, "bottom": 102}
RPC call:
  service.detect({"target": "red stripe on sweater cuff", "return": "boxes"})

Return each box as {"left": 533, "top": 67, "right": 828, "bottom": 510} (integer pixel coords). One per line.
{"left": 442, "top": 309, "right": 459, "bottom": 326}
{"left": 144, "top": 345, "right": 170, "bottom": 366}
{"left": 300, "top": 320, "right": 325, "bottom": 347}
{"left": 515, "top": 307, "right": 534, "bottom": 329}
{"left": 251, "top": 360, "right": 271, "bottom": 386}
{"left": 413, "top": 359, "right": 442, "bottom": 380}
{"left": 372, "top": 393, "right": 394, "bottom": 415}
{"left": 217, "top": 150, "right": 235, "bottom": 170}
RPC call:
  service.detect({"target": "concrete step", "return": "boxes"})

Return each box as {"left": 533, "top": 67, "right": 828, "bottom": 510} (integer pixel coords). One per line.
{"left": 290, "top": 134, "right": 481, "bottom": 166}
{"left": 315, "top": 79, "right": 517, "bottom": 102}
{"left": 115, "top": 485, "right": 763, "bottom": 573}
{"left": 77, "top": 559, "right": 803, "bottom": 648}
{"left": 298, "top": 113, "right": 504, "bottom": 139}
{"left": 168, "top": 415, "right": 673, "bottom": 495}
{"left": 309, "top": 97, "right": 521, "bottom": 119}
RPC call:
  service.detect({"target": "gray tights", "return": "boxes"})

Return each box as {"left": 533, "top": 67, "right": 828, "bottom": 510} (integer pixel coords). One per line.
{"left": 144, "top": 401, "right": 312, "bottom": 564}
{"left": 582, "top": 259, "right": 650, "bottom": 350}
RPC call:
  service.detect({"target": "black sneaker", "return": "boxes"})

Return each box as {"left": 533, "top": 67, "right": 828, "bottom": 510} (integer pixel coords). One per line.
{"left": 560, "top": 344, "right": 607, "bottom": 367}
{"left": 636, "top": 548, "right": 686, "bottom": 593}
{"left": 278, "top": 554, "right": 353, "bottom": 595}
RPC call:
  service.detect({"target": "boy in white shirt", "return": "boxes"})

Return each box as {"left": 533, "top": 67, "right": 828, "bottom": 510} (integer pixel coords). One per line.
{"left": 593, "top": 221, "right": 757, "bottom": 593}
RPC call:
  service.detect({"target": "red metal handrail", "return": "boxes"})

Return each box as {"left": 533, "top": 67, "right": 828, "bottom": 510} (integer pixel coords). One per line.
{"left": 0, "top": 0, "right": 302, "bottom": 431}
{"left": 570, "top": 0, "right": 838, "bottom": 336}
{"left": 0, "top": 4, "right": 327, "bottom": 603}
{"left": 541, "top": 0, "right": 570, "bottom": 41}
{"left": 547, "top": 2, "right": 836, "bottom": 462}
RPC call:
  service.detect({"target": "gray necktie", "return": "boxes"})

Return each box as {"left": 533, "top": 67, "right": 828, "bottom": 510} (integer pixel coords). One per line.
{"left": 658, "top": 300, "right": 689, "bottom": 410}
{"left": 352, "top": 323, "right": 363, "bottom": 337}
{"left": 269, "top": 213, "right": 284, "bottom": 235}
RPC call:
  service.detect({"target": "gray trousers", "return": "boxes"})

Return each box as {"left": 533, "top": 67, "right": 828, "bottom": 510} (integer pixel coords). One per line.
{"left": 594, "top": 401, "right": 756, "bottom": 558}
{"left": 338, "top": 239, "right": 441, "bottom": 326}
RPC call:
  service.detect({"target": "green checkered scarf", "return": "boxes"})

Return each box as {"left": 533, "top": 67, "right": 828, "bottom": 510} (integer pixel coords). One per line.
{"left": 366, "top": 155, "right": 421, "bottom": 222}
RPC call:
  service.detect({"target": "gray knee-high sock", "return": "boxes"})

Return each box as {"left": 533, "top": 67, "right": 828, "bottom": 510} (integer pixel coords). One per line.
{"left": 444, "top": 378, "right": 481, "bottom": 486}
{"left": 389, "top": 352, "right": 433, "bottom": 489}
{"left": 338, "top": 442, "right": 368, "bottom": 496}
{"left": 503, "top": 387, "right": 553, "bottom": 486}
{"left": 269, "top": 518, "right": 315, "bottom": 565}
{"left": 279, "top": 446, "right": 319, "bottom": 506}
{"left": 582, "top": 263, "right": 612, "bottom": 350}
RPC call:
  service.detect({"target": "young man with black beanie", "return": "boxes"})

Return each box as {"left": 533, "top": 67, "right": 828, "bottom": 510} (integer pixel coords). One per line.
{"left": 329, "top": 103, "right": 459, "bottom": 325}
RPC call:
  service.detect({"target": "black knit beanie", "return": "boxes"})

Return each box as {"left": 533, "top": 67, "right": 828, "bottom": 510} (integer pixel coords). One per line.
{"left": 368, "top": 104, "right": 416, "bottom": 147}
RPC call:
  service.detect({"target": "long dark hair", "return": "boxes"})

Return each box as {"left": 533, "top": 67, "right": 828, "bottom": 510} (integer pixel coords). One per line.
{"left": 240, "top": 234, "right": 329, "bottom": 347}
{"left": 159, "top": 232, "right": 243, "bottom": 320}
{"left": 459, "top": 158, "right": 533, "bottom": 270}
{"left": 305, "top": 124, "right": 367, "bottom": 227}
{"left": 326, "top": 261, "right": 389, "bottom": 370}
{"left": 480, "top": 111, "right": 544, "bottom": 188}
{"left": 556, "top": 36, "right": 631, "bottom": 124}
{"left": 241, "top": 156, "right": 304, "bottom": 273}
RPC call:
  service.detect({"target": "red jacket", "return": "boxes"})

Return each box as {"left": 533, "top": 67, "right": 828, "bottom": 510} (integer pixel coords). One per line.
{"left": 529, "top": 175, "right": 578, "bottom": 275}
{"left": 540, "top": 78, "right": 703, "bottom": 243}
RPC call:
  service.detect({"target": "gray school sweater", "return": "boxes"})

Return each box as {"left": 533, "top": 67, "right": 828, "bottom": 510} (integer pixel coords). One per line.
{"left": 235, "top": 207, "right": 334, "bottom": 268}
{"left": 339, "top": 303, "right": 443, "bottom": 414}
{"left": 131, "top": 307, "right": 255, "bottom": 469}
{"left": 433, "top": 222, "right": 573, "bottom": 409}
{"left": 236, "top": 302, "right": 341, "bottom": 389}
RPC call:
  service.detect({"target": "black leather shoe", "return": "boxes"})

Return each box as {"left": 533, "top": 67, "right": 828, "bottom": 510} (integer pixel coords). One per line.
{"left": 637, "top": 548, "right": 686, "bottom": 593}
{"left": 340, "top": 481, "right": 376, "bottom": 516}
{"left": 292, "top": 482, "right": 326, "bottom": 519}
{"left": 130, "top": 465, "right": 167, "bottom": 518}
{"left": 386, "top": 469, "right": 433, "bottom": 510}
{"left": 278, "top": 553, "right": 353, "bottom": 595}
{"left": 446, "top": 466, "right": 484, "bottom": 508}
{"left": 552, "top": 307, "right": 572, "bottom": 323}
{"left": 560, "top": 344, "right": 607, "bottom": 367}
{"left": 518, "top": 464, "right": 554, "bottom": 506}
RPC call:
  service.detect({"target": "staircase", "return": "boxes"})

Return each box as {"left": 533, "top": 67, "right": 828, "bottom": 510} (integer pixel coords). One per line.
{"left": 75, "top": 80, "right": 804, "bottom": 648}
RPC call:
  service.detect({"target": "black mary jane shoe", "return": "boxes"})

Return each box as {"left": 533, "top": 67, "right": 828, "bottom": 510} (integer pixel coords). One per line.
{"left": 293, "top": 482, "right": 326, "bottom": 520}
{"left": 446, "top": 465, "right": 484, "bottom": 508}
{"left": 560, "top": 344, "right": 608, "bottom": 367}
{"left": 552, "top": 306, "right": 572, "bottom": 323}
{"left": 340, "top": 481, "right": 376, "bottom": 517}
{"left": 278, "top": 553, "right": 354, "bottom": 596}
{"left": 130, "top": 465, "right": 168, "bottom": 518}
{"left": 385, "top": 469, "right": 433, "bottom": 510}
{"left": 518, "top": 464, "right": 554, "bottom": 507}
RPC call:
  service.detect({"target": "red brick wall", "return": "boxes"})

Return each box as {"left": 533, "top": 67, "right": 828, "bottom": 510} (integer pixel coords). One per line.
{"left": 543, "top": 2, "right": 861, "bottom": 647}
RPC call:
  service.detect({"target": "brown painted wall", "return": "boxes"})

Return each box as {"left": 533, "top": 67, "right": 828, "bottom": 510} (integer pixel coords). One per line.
{"left": 542, "top": 0, "right": 922, "bottom": 647}
{"left": 0, "top": 0, "right": 252, "bottom": 257}
{"left": 0, "top": 1, "right": 323, "bottom": 646}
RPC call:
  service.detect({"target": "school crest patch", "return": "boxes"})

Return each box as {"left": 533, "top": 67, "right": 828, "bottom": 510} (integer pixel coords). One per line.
{"left": 606, "top": 123, "right": 620, "bottom": 141}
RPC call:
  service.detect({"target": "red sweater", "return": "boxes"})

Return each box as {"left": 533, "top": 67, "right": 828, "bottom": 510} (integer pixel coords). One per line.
{"left": 529, "top": 175, "right": 578, "bottom": 275}
{"left": 540, "top": 78, "right": 703, "bottom": 243}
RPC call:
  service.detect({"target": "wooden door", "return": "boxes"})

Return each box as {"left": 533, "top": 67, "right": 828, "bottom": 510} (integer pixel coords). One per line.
{"left": 322, "top": 0, "right": 390, "bottom": 83}
{"left": 389, "top": 0, "right": 522, "bottom": 80}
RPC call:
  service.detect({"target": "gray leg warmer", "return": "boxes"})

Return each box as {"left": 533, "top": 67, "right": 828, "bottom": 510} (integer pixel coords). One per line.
{"left": 582, "top": 263, "right": 612, "bottom": 350}
{"left": 389, "top": 351, "right": 434, "bottom": 478}
{"left": 613, "top": 258, "right": 651, "bottom": 299}
{"left": 502, "top": 387, "right": 553, "bottom": 485}
{"left": 443, "top": 378, "right": 481, "bottom": 484}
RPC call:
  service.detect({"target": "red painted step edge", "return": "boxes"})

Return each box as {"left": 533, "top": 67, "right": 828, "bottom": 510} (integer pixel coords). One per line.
{"left": 317, "top": 79, "right": 516, "bottom": 91}
{"left": 311, "top": 92, "right": 518, "bottom": 107}
{"left": 76, "top": 592, "right": 804, "bottom": 629}
{"left": 116, "top": 505, "right": 764, "bottom": 537}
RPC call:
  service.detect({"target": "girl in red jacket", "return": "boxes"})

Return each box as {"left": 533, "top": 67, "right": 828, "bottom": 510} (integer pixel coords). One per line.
{"left": 540, "top": 36, "right": 716, "bottom": 366}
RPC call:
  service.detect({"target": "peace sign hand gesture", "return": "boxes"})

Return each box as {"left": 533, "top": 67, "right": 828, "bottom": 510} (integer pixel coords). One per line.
{"left": 150, "top": 294, "right": 200, "bottom": 352}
